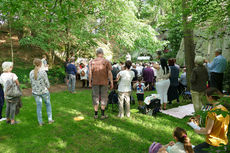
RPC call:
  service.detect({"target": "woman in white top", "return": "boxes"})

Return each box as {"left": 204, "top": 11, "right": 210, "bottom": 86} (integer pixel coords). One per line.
{"left": 158, "top": 127, "right": 194, "bottom": 153}
{"left": 30, "top": 58, "right": 54, "bottom": 126}
{"left": 153, "top": 58, "right": 170, "bottom": 110}
{"left": 116, "top": 61, "right": 134, "bottom": 118}
{"left": 0, "top": 62, "right": 20, "bottom": 124}
{"left": 80, "top": 63, "right": 88, "bottom": 88}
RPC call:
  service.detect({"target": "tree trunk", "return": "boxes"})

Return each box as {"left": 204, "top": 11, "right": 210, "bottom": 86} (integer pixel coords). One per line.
{"left": 9, "top": 19, "right": 14, "bottom": 63}
{"left": 182, "top": 0, "right": 195, "bottom": 90}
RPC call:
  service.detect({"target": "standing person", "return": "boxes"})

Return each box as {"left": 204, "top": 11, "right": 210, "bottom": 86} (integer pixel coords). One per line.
{"left": 133, "top": 77, "right": 148, "bottom": 107}
{"left": 116, "top": 61, "right": 134, "bottom": 118}
{"left": 0, "top": 84, "right": 4, "bottom": 121}
{"left": 136, "top": 63, "right": 143, "bottom": 77}
{"left": 168, "top": 59, "right": 180, "bottom": 104}
{"left": 191, "top": 56, "right": 209, "bottom": 112}
{"left": 88, "top": 48, "right": 113, "bottom": 120}
{"left": 41, "top": 55, "right": 49, "bottom": 72}
{"left": 66, "top": 58, "right": 77, "bottom": 93}
{"left": 205, "top": 48, "right": 227, "bottom": 93}
{"left": 143, "top": 64, "right": 154, "bottom": 91}
{"left": 178, "top": 68, "right": 187, "bottom": 95}
{"left": 194, "top": 88, "right": 229, "bottom": 153}
{"left": 153, "top": 52, "right": 170, "bottom": 110}
{"left": 0, "top": 62, "right": 20, "bottom": 124}
{"left": 30, "top": 59, "right": 54, "bottom": 126}
{"left": 80, "top": 63, "right": 88, "bottom": 88}
{"left": 131, "top": 64, "right": 138, "bottom": 82}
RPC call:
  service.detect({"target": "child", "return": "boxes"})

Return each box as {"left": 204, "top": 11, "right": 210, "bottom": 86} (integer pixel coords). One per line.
{"left": 133, "top": 77, "right": 148, "bottom": 107}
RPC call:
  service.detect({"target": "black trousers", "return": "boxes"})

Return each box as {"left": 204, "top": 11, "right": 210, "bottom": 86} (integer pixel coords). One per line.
{"left": 210, "top": 72, "right": 224, "bottom": 93}
{"left": 0, "top": 85, "right": 4, "bottom": 119}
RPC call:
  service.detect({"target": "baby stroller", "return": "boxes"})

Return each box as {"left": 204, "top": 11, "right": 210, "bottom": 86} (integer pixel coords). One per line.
{"left": 139, "top": 95, "right": 161, "bottom": 117}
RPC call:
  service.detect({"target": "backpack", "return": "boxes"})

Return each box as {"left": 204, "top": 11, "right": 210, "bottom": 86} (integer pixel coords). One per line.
{"left": 149, "top": 142, "right": 162, "bottom": 153}
{"left": 112, "top": 67, "right": 120, "bottom": 80}
{"left": 5, "top": 79, "right": 22, "bottom": 99}
{"left": 108, "top": 90, "right": 118, "bottom": 104}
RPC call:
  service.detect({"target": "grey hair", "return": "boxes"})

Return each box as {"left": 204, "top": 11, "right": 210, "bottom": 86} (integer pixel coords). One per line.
{"left": 96, "top": 48, "right": 104, "bottom": 55}
{"left": 215, "top": 48, "right": 222, "bottom": 54}
{"left": 194, "top": 56, "right": 204, "bottom": 66}
{"left": 2, "top": 62, "right": 13, "bottom": 72}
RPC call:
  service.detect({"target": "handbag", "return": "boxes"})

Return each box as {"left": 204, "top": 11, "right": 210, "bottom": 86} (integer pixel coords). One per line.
{"left": 5, "top": 77, "right": 22, "bottom": 99}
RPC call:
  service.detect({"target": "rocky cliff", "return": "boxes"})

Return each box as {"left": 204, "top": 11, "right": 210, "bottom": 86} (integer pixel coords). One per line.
{"left": 176, "top": 29, "right": 230, "bottom": 66}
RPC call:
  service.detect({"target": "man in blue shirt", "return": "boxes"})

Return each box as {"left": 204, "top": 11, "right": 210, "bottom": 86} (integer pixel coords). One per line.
{"left": 66, "top": 58, "right": 77, "bottom": 93}
{"left": 206, "top": 49, "right": 227, "bottom": 93}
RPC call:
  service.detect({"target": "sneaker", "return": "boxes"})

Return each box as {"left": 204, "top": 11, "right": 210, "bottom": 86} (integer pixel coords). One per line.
{"left": 100, "top": 115, "right": 108, "bottom": 120}
{"left": 48, "top": 120, "right": 54, "bottom": 124}
{"left": 6, "top": 120, "right": 11, "bottom": 124}
{"left": 94, "top": 115, "right": 98, "bottom": 119}
{"left": 39, "top": 123, "right": 43, "bottom": 127}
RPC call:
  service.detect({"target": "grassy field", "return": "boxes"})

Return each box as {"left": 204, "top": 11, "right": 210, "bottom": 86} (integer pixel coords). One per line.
{"left": 0, "top": 90, "right": 206, "bottom": 153}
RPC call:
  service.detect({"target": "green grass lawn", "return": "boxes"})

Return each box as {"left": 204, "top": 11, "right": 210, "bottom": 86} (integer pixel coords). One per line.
{"left": 0, "top": 90, "right": 206, "bottom": 153}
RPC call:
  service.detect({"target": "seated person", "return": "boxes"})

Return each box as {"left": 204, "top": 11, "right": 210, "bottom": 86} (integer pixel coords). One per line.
{"left": 194, "top": 88, "right": 229, "bottom": 153}
{"left": 158, "top": 127, "right": 194, "bottom": 153}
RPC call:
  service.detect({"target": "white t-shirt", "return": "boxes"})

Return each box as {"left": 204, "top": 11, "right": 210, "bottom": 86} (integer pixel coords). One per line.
{"left": 117, "top": 70, "right": 134, "bottom": 92}
{"left": 136, "top": 66, "right": 143, "bottom": 76}
{"left": 0, "top": 72, "right": 18, "bottom": 92}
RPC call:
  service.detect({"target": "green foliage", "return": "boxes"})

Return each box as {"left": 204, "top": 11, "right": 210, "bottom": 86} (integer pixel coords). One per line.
{"left": 47, "top": 67, "right": 66, "bottom": 84}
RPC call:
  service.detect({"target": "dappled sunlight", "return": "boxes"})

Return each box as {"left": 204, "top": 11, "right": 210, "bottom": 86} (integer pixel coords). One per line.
{"left": 94, "top": 121, "right": 151, "bottom": 144}
{"left": 48, "top": 137, "right": 67, "bottom": 149}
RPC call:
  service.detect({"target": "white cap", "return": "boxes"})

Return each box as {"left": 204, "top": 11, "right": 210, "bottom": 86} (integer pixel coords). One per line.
{"left": 2, "top": 62, "right": 13, "bottom": 72}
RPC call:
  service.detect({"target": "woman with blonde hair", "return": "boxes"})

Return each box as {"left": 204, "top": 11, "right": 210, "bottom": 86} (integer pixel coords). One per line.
{"left": 0, "top": 62, "right": 20, "bottom": 124}
{"left": 30, "top": 58, "right": 54, "bottom": 126}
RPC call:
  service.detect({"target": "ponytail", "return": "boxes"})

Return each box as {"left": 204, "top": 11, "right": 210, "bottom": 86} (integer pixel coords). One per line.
{"left": 174, "top": 127, "right": 194, "bottom": 153}
{"left": 33, "top": 58, "right": 42, "bottom": 80}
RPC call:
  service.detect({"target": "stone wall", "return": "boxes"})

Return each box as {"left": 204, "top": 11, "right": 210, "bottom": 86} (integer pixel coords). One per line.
{"left": 176, "top": 29, "right": 230, "bottom": 66}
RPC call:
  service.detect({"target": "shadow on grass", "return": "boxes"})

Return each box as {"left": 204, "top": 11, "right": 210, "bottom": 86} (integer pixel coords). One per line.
{"left": 0, "top": 90, "right": 205, "bottom": 153}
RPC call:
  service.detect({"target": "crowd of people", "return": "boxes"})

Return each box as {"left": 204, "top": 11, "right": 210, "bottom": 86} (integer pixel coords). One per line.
{"left": 0, "top": 47, "right": 229, "bottom": 153}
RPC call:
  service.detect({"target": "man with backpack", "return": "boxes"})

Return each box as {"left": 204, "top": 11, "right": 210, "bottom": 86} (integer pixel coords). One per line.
{"left": 89, "top": 48, "right": 113, "bottom": 120}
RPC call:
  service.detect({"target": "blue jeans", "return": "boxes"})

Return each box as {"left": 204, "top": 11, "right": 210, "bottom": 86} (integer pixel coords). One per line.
{"left": 68, "top": 74, "right": 76, "bottom": 92}
{"left": 33, "top": 93, "right": 52, "bottom": 124}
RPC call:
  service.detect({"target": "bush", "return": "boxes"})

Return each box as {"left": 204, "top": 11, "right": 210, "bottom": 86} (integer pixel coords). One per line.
{"left": 12, "top": 66, "right": 66, "bottom": 88}
{"left": 47, "top": 66, "right": 66, "bottom": 84}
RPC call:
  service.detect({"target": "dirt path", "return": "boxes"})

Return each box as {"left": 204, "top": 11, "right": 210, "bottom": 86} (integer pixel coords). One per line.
{"left": 22, "top": 80, "right": 88, "bottom": 97}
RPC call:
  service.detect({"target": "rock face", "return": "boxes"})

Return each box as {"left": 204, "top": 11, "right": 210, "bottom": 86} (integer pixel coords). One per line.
{"left": 176, "top": 29, "right": 230, "bottom": 66}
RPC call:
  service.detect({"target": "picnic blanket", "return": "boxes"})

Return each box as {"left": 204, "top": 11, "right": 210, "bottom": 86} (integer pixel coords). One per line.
{"left": 160, "top": 104, "right": 195, "bottom": 119}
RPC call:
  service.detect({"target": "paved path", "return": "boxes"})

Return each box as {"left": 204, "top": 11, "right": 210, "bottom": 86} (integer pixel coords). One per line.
{"left": 22, "top": 80, "right": 89, "bottom": 97}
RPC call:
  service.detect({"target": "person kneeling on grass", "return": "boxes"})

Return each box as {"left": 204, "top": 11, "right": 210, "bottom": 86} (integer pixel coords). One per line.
{"left": 30, "top": 58, "right": 54, "bottom": 126}
{"left": 133, "top": 76, "right": 149, "bottom": 108}
{"left": 116, "top": 60, "right": 134, "bottom": 118}
{"left": 193, "top": 88, "right": 229, "bottom": 153}
{"left": 157, "top": 127, "right": 194, "bottom": 153}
